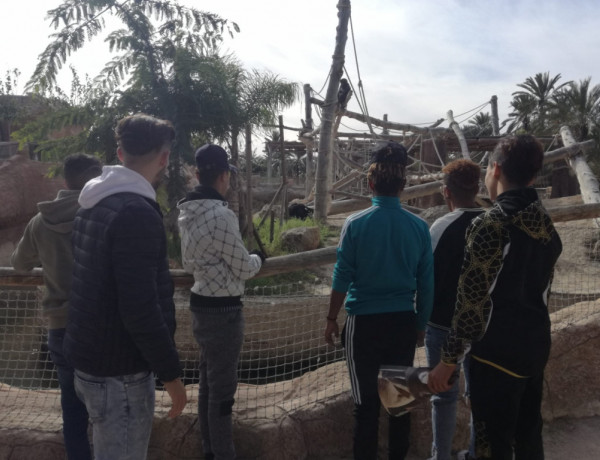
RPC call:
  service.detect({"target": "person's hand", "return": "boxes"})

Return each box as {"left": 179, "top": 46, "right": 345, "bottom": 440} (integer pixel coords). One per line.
{"left": 427, "top": 362, "right": 456, "bottom": 394}
{"left": 324, "top": 318, "right": 340, "bottom": 346}
{"left": 250, "top": 249, "right": 267, "bottom": 263}
{"left": 163, "top": 378, "right": 187, "bottom": 418}
{"left": 416, "top": 330, "right": 425, "bottom": 348}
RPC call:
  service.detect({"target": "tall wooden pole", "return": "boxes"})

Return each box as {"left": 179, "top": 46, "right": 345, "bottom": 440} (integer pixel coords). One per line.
{"left": 279, "top": 115, "right": 287, "bottom": 227}
{"left": 314, "top": 0, "right": 351, "bottom": 222}
{"left": 245, "top": 124, "right": 254, "bottom": 245}
{"left": 303, "top": 83, "right": 315, "bottom": 199}
{"left": 490, "top": 95, "right": 500, "bottom": 136}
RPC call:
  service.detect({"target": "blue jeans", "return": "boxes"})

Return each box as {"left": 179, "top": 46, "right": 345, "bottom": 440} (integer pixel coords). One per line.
{"left": 47, "top": 328, "right": 92, "bottom": 460}
{"left": 192, "top": 308, "right": 244, "bottom": 460}
{"left": 74, "top": 369, "right": 155, "bottom": 460}
{"left": 425, "top": 326, "right": 472, "bottom": 460}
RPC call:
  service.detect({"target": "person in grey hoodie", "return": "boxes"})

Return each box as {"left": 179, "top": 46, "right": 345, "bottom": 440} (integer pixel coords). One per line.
{"left": 11, "top": 153, "right": 102, "bottom": 460}
{"left": 178, "top": 144, "right": 264, "bottom": 460}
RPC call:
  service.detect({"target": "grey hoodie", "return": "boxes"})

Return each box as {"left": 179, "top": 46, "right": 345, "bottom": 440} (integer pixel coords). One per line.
{"left": 11, "top": 189, "right": 81, "bottom": 329}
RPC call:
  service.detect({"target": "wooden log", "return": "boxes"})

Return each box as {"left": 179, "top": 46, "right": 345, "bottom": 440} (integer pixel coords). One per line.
{"left": 547, "top": 202, "right": 600, "bottom": 223}
{"left": 560, "top": 126, "right": 600, "bottom": 228}
{"left": 4, "top": 200, "right": 600, "bottom": 285}
{"left": 328, "top": 181, "right": 442, "bottom": 215}
{"left": 447, "top": 110, "right": 470, "bottom": 159}
{"left": 343, "top": 109, "right": 450, "bottom": 135}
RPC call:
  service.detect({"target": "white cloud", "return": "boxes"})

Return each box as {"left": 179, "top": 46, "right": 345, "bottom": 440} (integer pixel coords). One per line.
{"left": 3, "top": 0, "right": 600, "bottom": 133}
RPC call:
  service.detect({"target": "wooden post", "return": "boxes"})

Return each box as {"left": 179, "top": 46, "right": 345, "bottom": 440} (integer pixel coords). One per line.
{"left": 560, "top": 126, "right": 600, "bottom": 227}
{"left": 270, "top": 209, "right": 275, "bottom": 243}
{"left": 314, "top": 0, "right": 351, "bottom": 223}
{"left": 279, "top": 115, "right": 287, "bottom": 227}
{"left": 304, "top": 83, "right": 315, "bottom": 198}
{"left": 245, "top": 124, "right": 254, "bottom": 245}
{"left": 490, "top": 95, "right": 500, "bottom": 136}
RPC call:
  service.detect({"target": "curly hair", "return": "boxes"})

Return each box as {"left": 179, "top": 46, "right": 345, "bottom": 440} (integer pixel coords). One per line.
{"left": 442, "top": 159, "right": 481, "bottom": 203}
{"left": 489, "top": 135, "right": 544, "bottom": 187}
{"left": 367, "top": 142, "right": 408, "bottom": 196}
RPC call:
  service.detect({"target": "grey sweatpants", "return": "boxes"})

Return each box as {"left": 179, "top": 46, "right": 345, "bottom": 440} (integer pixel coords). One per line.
{"left": 192, "top": 308, "right": 244, "bottom": 460}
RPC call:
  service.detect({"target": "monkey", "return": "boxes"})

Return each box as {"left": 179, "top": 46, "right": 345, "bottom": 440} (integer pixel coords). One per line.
{"left": 337, "top": 78, "right": 352, "bottom": 110}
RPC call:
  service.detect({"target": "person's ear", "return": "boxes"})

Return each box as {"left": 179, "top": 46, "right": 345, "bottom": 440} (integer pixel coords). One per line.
{"left": 116, "top": 147, "right": 125, "bottom": 163}
{"left": 443, "top": 185, "right": 451, "bottom": 200}
{"left": 492, "top": 161, "right": 502, "bottom": 179}
{"left": 368, "top": 180, "right": 374, "bottom": 191}
{"left": 159, "top": 150, "right": 170, "bottom": 168}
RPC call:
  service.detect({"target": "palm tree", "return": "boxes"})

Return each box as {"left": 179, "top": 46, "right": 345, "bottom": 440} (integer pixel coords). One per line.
{"left": 510, "top": 72, "right": 571, "bottom": 134}
{"left": 553, "top": 77, "right": 600, "bottom": 141}
{"left": 462, "top": 112, "right": 493, "bottom": 137}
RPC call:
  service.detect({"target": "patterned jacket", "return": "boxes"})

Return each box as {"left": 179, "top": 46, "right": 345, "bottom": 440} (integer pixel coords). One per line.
{"left": 442, "top": 187, "right": 562, "bottom": 377}
{"left": 177, "top": 186, "right": 262, "bottom": 304}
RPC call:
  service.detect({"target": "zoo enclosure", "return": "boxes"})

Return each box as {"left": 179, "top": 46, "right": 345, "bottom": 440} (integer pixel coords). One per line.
{"left": 1, "top": 217, "right": 600, "bottom": 432}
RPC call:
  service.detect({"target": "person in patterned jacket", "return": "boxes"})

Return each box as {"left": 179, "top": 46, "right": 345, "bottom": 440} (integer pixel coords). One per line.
{"left": 177, "top": 144, "right": 264, "bottom": 460}
{"left": 428, "top": 135, "right": 562, "bottom": 460}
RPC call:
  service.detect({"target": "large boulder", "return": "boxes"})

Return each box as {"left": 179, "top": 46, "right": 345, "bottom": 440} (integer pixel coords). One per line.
{"left": 280, "top": 227, "right": 320, "bottom": 253}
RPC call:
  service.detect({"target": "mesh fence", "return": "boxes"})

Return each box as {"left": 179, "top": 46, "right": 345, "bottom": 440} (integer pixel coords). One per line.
{"left": 1, "top": 220, "right": 600, "bottom": 431}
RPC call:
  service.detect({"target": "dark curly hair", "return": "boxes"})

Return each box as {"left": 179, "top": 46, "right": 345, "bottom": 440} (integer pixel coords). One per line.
{"left": 488, "top": 135, "right": 544, "bottom": 187}
{"left": 367, "top": 142, "right": 408, "bottom": 196}
{"left": 442, "top": 159, "right": 480, "bottom": 203}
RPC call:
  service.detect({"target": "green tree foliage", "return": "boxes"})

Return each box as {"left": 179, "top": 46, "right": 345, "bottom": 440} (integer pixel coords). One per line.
{"left": 553, "top": 77, "right": 600, "bottom": 141}
{"left": 506, "top": 71, "right": 571, "bottom": 134}
{"left": 461, "top": 111, "right": 493, "bottom": 137}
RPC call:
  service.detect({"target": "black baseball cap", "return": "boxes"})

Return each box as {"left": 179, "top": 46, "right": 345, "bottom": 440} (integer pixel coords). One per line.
{"left": 194, "top": 144, "right": 238, "bottom": 173}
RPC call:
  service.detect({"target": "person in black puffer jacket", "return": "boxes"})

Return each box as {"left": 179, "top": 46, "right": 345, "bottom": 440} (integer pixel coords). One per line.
{"left": 64, "top": 114, "right": 187, "bottom": 460}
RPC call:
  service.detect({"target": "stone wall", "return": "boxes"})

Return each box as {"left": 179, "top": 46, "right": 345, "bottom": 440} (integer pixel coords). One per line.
{"left": 2, "top": 303, "right": 599, "bottom": 459}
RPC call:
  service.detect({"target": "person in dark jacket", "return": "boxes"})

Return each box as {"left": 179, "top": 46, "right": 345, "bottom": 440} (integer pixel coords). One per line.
{"left": 64, "top": 114, "right": 187, "bottom": 460}
{"left": 426, "top": 159, "right": 483, "bottom": 460}
{"left": 429, "top": 135, "right": 563, "bottom": 460}
{"left": 325, "top": 141, "right": 434, "bottom": 460}
{"left": 11, "top": 153, "right": 102, "bottom": 460}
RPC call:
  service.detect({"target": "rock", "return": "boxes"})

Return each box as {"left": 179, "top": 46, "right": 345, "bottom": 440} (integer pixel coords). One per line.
{"left": 419, "top": 204, "right": 448, "bottom": 227}
{"left": 543, "top": 300, "right": 600, "bottom": 420}
{"left": 280, "top": 226, "right": 320, "bottom": 253}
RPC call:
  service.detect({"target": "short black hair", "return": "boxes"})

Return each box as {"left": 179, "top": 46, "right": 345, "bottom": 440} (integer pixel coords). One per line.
{"left": 442, "top": 159, "right": 481, "bottom": 203}
{"left": 198, "top": 168, "right": 227, "bottom": 186}
{"left": 115, "top": 113, "right": 175, "bottom": 156}
{"left": 489, "top": 135, "right": 544, "bottom": 187}
{"left": 63, "top": 154, "right": 102, "bottom": 190}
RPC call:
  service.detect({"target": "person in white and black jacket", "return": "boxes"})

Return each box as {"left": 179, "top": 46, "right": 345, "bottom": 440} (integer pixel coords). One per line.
{"left": 426, "top": 159, "right": 483, "bottom": 460}
{"left": 178, "top": 144, "right": 264, "bottom": 460}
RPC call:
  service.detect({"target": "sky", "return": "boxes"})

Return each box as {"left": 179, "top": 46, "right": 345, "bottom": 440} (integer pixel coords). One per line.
{"left": 2, "top": 0, "right": 600, "bottom": 136}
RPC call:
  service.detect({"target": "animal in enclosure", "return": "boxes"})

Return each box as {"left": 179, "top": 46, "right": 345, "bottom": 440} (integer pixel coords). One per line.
{"left": 337, "top": 78, "right": 352, "bottom": 110}
{"left": 288, "top": 201, "right": 314, "bottom": 220}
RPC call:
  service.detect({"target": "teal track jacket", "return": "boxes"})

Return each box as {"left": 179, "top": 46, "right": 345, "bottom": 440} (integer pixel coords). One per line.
{"left": 332, "top": 195, "right": 434, "bottom": 330}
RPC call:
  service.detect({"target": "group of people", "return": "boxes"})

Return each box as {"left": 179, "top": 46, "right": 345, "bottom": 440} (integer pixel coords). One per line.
{"left": 11, "top": 111, "right": 562, "bottom": 460}
{"left": 12, "top": 113, "right": 261, "bottom": 460}
{"left": 326, "top": 135, "right": 562, "bottom": 460}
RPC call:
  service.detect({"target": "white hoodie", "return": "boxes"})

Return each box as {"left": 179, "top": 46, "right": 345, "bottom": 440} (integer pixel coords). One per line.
{"left": 79, "top": 165, "right": 155, "bottom": 209}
